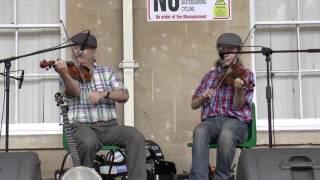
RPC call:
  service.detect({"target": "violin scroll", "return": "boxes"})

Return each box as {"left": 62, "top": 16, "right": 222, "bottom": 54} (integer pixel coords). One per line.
{"left": 39, "top": 60, "right": 55, "bottom": 70}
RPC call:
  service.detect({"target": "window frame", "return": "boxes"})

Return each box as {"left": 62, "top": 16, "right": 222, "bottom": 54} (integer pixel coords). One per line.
{"left": 0, "top": 0, "right": 66, "bottom": 135}
{"left": 250, "top": 0, "right": 320, "bottom": 130}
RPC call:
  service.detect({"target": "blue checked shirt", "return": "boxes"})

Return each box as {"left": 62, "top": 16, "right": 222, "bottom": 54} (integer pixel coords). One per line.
{"left": 59, "top": 65, "right": 126, "bottom": 124}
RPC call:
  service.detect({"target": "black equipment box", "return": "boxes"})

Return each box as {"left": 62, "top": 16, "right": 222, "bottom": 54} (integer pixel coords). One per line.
{"left": 237, "top": 148, "right": 320, "bottom": 180}
{"left": 0, "top": 152, "right": 41, "bottom": 180}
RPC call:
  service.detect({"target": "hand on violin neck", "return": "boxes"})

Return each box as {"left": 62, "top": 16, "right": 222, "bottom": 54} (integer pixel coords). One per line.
{"left": 54, "top": 59, "right": 69, "bottom": 76}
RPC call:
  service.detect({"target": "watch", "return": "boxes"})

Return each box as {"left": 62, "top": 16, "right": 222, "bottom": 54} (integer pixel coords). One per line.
{"left": 105, "top": 91, "right": 110, "bottom": 98}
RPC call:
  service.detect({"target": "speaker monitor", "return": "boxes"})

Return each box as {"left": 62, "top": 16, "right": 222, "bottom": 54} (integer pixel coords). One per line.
{"left": 237, "top": 148, "right": 320, "bottom": 180}
{"left": 0, "top": 152, "right": 41, "bottom": 180}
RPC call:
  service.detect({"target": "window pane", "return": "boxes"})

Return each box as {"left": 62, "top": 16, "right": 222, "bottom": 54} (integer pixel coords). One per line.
{"left": 18, "top": 28, "right": 60, "bottom": 74}
{"left": 302, "top": 73, "right": 320, "bottom": 118}
{"left": 300, "top": 0, "right": 320, "bottom": 20}
{"left": 256, "top": 73, "right": 300, "bottom": 119}
{"left": 255, "top": 0, "right": 297, "bottom": 21}
{"left": 0, "top": 30, "right": 16, "bottom": 72}
{"left": 0, "top": 31, "right": 17, "bottom": 124}
{"left": 43, "top": 79, "right": 60, "bottom": 123}
{"left": 300, "top": 26, "right": 320, "bottom": 70}
{"left": 17, "top": 0, "right": 60, "bottom": 24}
{"left": 0, "top": 0, "right": 14, "bottom": 24}
{"left": 18, "top": 77, "right": 59, "bottom": 123}
{"left": 255, "top": 27, "right": 298, "bottom": 71}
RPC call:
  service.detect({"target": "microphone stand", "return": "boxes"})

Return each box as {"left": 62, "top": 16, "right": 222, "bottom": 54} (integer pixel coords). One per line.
{"left": 0, "top": 43, "right": 76, "bottom": 152}
{"left": 225, "top": 47, "right": 320, "bottom": 148}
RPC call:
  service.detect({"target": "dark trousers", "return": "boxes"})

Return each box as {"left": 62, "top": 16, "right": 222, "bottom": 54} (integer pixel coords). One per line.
{"left": 71, "top": 123, "right": 147, "bottom": 180}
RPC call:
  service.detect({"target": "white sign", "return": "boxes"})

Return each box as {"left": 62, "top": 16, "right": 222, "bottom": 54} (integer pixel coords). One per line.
{"left": 147, "top": 0, "right": 232, "bottom": 21}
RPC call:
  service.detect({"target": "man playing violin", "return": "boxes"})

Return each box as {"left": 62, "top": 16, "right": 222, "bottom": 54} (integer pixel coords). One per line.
{"left": 190, "top": 33, "right": 255, "bottom": 180}
{"left": 54, "top": 32, "right": 146, "bottom": 180}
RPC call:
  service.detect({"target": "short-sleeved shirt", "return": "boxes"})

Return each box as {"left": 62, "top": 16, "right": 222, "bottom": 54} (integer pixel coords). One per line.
{"left": 192, "top": 65, "right": 255, "bottom": 123}
{"left": 59, "top": 65, "right": 126, "bottom": 124}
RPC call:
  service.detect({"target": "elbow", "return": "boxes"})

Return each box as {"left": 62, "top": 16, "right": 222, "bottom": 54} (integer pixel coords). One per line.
{"left": 120, "top": 96, "right": 129, "bottom": 103}
{"left": 65, "top": 90, "right": 80, "bottom": 97}
{"left": 74, "top": 91, "right": 81, "bottom": 97}
{"left": 73, "top": 89, "right": 81, "bottom": 97}
{"left": 118, "top": 91, "right": 129, "bottom": 103}
{"left": 191, "top": 101, "right": 200, "bottom": 110}
{"left": 191, "top": 106, "right": 198, "bottom": 110}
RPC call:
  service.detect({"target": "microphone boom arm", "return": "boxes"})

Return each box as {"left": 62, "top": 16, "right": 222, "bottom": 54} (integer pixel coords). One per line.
{"left": 0, "top": 41, "right": 77, "bottom": 152}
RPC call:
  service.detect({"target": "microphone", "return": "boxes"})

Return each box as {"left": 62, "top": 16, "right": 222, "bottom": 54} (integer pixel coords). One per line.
{"left": 79, "top": 30, "right": 90, "bottom": 55}
{"left": 18, "top": 70, "right": 24, "bottom": 89}
{"left": 308, "top": 49, "right": 320, "bottom": 53}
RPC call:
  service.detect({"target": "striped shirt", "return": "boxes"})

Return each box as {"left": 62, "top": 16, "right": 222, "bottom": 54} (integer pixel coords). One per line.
{"left": 59, "top": 65, "right": 126, "bottom": 124}
{"left": 192, "top": 66, "right": 255, "bottom": 123}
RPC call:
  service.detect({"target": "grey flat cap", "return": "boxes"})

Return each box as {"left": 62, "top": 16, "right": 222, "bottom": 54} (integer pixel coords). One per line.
{"left": 71, "top": 32, "right": 97, "bottom": 48}
{"left": 216, "top": 33, "right": 242, "bottom": 48}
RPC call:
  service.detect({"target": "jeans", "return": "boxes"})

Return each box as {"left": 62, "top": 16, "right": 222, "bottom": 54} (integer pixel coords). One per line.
{"left": 190, "top": 116, "right": 248, "bottom": 180}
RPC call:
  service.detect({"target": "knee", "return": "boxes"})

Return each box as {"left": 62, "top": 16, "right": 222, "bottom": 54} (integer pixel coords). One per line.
{"left": 217, "top": 130, "right": 237, "bottom": 148}
{"left": 127, "top": 127, "right": 145, "bottom": 143}
{"left": 193, "top": 125, "right": 208, "bottom": 141}
{"left": 79, "top": 136, "right": 100, "bottom": 150}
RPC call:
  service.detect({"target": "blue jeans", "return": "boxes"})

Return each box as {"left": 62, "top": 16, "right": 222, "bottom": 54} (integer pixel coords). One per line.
{"left": 190, "top": 116, "right": 248, "bottom": 180}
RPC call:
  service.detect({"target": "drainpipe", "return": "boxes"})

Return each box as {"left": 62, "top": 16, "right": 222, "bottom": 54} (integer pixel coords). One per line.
{"left": 120, "top": 0, "right": 138, "bottom": 126}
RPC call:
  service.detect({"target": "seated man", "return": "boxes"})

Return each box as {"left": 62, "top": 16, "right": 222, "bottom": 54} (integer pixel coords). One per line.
{"left": 54, "top": 32, "right": 146, "bottom": 180}
{"left": 190, "top": 33, "right": 255, "bottom": 180}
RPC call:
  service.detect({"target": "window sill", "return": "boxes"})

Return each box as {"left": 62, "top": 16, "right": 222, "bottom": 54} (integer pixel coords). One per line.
{"left": 0, "top": 123, "right": 62, "bottom": 135}
{"left": 257, "top": 118, "right": 320, "bottom": 131}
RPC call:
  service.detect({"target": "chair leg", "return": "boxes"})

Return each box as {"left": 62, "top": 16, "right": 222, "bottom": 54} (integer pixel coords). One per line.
{"left": 57, "top": 152, "right": 70, "bottom": 180}
{"left": 208, "top": 164, "right": 215, "bottom": 180}
{"left": 230, "top": 148, "right": 242, "bottom": 180}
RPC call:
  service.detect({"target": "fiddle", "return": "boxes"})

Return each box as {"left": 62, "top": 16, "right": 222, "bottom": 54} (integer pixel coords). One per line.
{"left": 39, "top": 60, "right": 92, "bottom": 82}
{"left": 218, "top": 63, "right": 254, "bottom": 90}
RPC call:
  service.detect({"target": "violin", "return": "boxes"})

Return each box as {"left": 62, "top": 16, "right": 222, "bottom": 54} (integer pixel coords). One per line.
{"left": 39, "top": 60, "right": 92, "bottom": 82}
{"left": 218, "top": 63, "right": 254, "bottom": 90}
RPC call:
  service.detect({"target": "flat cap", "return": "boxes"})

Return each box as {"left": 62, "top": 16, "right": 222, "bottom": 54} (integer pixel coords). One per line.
{"left": 71, "top": 32, "right": 97, "bottom": 48}
{"left": 216, "top": 33, "right": 242, "bottom": 48}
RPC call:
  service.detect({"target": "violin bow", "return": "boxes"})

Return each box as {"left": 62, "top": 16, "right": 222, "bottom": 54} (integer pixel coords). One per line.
{"left": 60, "top": 20, "right": 91, "bottom": 86}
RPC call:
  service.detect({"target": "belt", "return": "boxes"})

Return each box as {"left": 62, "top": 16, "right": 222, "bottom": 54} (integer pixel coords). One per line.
{"left": 77, "top": 120, "right": 118, "bottom": 126}
{"left": 82, "top": 121, "right": 109, "bottom": 124}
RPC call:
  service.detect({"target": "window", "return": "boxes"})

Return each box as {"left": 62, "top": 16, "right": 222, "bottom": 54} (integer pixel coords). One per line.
{"left": 0, "top": 0, "right": 66, "bottom": 134}
{"left": 252, "top": 0, "right": 320, "bottom": 130}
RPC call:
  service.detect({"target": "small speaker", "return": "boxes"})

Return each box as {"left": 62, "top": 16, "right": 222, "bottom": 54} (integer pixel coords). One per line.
{"left": 237, "top": 148, "right": 320, "bottom": 180}
{"left": 0, "top": 152, "right": 41, "bottom": 180}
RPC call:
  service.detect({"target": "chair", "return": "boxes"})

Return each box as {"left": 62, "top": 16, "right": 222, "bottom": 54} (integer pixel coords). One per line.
{"left": 187, "top": 103, "right": 257, "bottom": 177}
